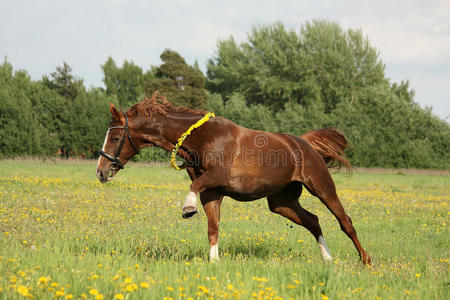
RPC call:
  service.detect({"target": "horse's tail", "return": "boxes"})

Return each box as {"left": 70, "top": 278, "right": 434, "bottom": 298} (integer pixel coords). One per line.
{"left": 300, "top": 127, "right": 352, "bottom": 172}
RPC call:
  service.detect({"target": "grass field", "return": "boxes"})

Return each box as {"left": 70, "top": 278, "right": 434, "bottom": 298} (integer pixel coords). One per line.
{"left": 0, "top": 160, "right": 448, "bottom": 299}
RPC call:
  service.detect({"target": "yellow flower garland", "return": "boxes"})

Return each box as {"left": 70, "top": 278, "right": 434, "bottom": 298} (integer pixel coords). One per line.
{"left": 169, "top": 112, "right": 215, "bottom": 170}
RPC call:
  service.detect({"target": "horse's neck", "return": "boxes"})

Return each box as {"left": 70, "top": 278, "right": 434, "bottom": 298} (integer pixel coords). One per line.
{"left": 156, "top": 112, "right": 203, "bottom": 147}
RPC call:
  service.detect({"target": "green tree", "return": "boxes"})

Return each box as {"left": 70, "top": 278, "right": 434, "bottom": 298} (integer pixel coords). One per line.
{"left": 42, "top": 63, "right": 111, "bottom": 158}
{"left": 207, "top": 20, "right": 386, "bottom": 112}
{"left": 42, "top": 62, "right": 83, "bottom": 101}
{"left": 0, "top": 60, "right": 55, "bottom": 157}
{"left": 101, "top": 57, "right": 150, "bottom": 108}
{"left": 146, "top": 49, "right": 207, "bottom": 108}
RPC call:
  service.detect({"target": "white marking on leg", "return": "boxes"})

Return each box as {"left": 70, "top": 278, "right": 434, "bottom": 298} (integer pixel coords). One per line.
{"left": 209, "top": 242, "right": 219, "bottom": 262}
{"left": 318, "top": 236, "right": 333, "bottom": 261}
{"left": 182, "top": 191, "right": 197, "bottom": 210}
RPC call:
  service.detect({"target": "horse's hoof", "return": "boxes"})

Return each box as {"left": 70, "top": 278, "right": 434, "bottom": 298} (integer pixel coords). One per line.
{"left": 362, "top": 254, "right": 372, "bottom": 266}
{"left": 182, "top": 206, "right": 198, "bottom": 219}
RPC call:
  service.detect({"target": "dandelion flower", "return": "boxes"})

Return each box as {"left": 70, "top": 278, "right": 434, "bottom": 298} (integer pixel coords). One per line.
{"left": 17, "top": 285, "right": 30, "bottom": 297}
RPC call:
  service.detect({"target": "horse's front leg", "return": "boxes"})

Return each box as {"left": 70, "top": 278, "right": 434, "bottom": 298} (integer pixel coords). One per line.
{"left": 182, "top": 166, "right": 200, "bottom": 218}
{"left": 200, "top": 189, "right": 223, "bottom": 262}
{"left": 182, "top": 169, "right": 225, "bottom": 219}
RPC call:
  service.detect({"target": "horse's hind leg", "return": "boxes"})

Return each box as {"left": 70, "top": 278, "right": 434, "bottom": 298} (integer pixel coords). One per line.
{"left": 303, "top": 172, "right": 371, "bottom": 265}
{"left": 267, "top": 182, "right": 333, "bottom": 261}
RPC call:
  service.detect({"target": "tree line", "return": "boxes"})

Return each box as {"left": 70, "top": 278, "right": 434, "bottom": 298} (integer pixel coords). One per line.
{"left": 0, "top": 20, "right": 448, "bottom": 169}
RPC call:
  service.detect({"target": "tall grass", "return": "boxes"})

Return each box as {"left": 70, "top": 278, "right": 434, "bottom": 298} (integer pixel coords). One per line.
{"left": 0, "top": 160, "right": 448, "bottom": 299}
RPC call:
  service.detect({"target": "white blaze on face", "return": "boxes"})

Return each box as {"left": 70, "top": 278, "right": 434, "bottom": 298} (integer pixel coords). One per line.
{"left": 318, "top": 236, "right": 333, "bottom": 261}
{"left": 210, "top": 242, "right": 219, "bottom": 262}
{"left": 97, "top": 129, "right": 110, "bottom": 169}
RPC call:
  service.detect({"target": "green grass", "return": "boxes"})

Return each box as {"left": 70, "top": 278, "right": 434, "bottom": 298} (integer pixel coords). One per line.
{"left": 0, "top": 160, "right": 448, "bottom": 299}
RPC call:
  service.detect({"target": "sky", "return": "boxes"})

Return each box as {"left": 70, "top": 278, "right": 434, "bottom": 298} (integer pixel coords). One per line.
{"left": 1, "top": 0, "right": 449, "bottom": 120}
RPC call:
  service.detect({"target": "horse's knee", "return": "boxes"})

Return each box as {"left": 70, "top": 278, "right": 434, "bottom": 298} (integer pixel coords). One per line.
{"left": 208, "top": 223, "right": 218, "bottom": 235}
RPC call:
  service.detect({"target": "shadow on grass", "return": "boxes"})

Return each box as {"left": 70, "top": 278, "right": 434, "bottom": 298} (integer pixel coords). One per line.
{"left": 134, "top": 241, "right": 308, "bottom": 262}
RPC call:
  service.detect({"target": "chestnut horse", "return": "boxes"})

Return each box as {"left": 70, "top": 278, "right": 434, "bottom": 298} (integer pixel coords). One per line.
{"left": 96, "top": 96, "right": 371, "bottom": 265}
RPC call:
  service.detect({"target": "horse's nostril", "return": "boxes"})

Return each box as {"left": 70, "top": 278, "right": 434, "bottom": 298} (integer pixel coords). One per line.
{"left": 96, "top": 170, "right": 105, "bottom": 181}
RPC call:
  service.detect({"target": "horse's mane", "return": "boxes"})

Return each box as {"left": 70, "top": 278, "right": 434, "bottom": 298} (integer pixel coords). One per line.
{"left": 129, "top": 92, "right": 207, "bottom": 118}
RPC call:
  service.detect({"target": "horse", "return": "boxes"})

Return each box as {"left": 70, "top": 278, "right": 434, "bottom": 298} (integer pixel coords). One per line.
{"left": 96, "top": 95, "right": 371, "bottom": 265}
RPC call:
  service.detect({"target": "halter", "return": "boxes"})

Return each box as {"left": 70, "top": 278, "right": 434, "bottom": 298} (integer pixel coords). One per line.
{"left": 99, "top": 113, "right": 139, "bottom": 170}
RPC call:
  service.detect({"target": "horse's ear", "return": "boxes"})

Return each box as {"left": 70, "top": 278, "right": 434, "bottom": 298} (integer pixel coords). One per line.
{"left": 109, "top": 103, "right": 121, "bottom": 121}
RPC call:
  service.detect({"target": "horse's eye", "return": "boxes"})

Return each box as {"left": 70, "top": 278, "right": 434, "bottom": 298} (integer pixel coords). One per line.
{"left": 112, "top": 137, "right": 119, "bottom": 143}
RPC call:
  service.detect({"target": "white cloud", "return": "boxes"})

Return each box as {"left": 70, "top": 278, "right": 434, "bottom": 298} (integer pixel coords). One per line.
{"left": 338, "top": 0, "right": 450, "bottom": 64}
{"left": 187, "top": 21, "right": 245, "bottom": 54}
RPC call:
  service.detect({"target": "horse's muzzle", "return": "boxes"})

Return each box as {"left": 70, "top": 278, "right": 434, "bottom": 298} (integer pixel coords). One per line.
{"left": 96, "top": 170, "right": 107, "bottom": 183}
{"left": 96, "top": 169, "right": 114, "bottom": 183}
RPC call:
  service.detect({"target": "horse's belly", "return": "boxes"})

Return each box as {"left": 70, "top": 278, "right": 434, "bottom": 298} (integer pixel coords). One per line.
{"left": 221, "top": 175, "right": 286, "bottom": 201}
{"left": 222, "top": 192, "right": 262, "bottom": 202}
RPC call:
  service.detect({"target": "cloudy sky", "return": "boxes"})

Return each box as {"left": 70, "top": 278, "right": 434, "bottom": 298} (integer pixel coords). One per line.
{"left": 1, "top": 0, "right": 449, "bottom": 120}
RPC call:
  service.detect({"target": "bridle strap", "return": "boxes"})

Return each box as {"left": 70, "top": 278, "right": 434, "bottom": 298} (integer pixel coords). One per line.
{"left": 99, "top": 113, "right": 139, "bottom": 170}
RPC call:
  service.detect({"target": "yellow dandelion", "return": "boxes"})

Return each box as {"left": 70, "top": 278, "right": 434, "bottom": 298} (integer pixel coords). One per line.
{"left": 415, "top": 273, "right": 421, "bottom": 277}
{"left": 38, "top": 276, "right": 50, "bottom": 285}
{"left": 227, "top": 283, "right": 234, "bottom": 290}
{"left": 114, "top": 294, "right": 124, "bottom": 300}
{"left": 140, "top": 282, "right": 149, "bottom": 289}
{"left": 95, "top": 294, "right": 104, "bottom": 300}
{"left": 124, "top": 277, "right": 133, "bottom": 284}
{"left": 65, "top": 294, "right": 73, "bottom": 300}
{"left": 89, "top": 289, "right": 99, "bottom": 296}
{"left": 166, "top": 286, "right": 174, "bottom": 292}
{"left": 198, "top": 285, "right": 209, "bottom": 294}
{"left": 321, "top": 294, "right": 329, "bottom": 300}
{"left": 17, "top": 285, "right": 30, "bottom": 297}
{"left": 286, "top": 284, "right": 297, "bottom": 289}
{"left": 55, "top": 290, "right": 65, "bottom": 297}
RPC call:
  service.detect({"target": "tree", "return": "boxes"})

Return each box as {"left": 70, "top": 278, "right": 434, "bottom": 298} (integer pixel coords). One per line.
{"left": 0, "top": 60, "right": 57, "bottom": 157}
{"left": 146, "top": 49, "right": 207, "bottom": 108}
{"left": 42, "top": 62, "right": 83, "bottom": 101}
{"left": 207, "top": 20, "right": 386, "bottom": 112}
{"left": 101, "top": 57, "right": 150, "bottom": 108}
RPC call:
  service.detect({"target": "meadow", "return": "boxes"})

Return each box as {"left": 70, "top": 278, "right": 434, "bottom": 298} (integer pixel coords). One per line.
{"left": 0, "top": 160, "right": 448, "bottom": 299}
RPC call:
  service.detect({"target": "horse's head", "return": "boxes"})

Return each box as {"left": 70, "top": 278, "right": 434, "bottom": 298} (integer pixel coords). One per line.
{"left": 96, "top": 103, "right": 140, "bottom": 183}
